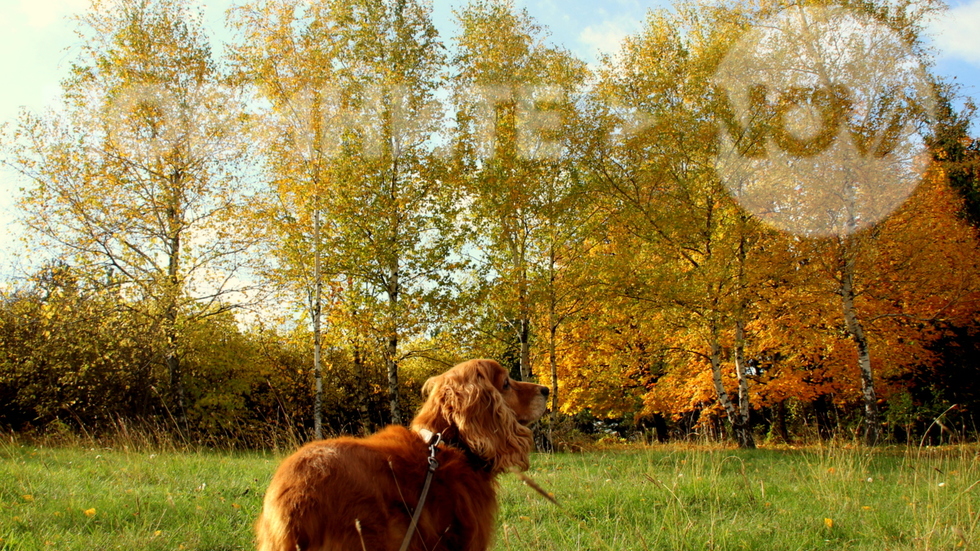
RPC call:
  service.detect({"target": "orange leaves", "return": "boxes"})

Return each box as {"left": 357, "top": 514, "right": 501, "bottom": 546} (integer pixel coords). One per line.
{"left": 547, "top": 133, "right": 980, "bottom": 433}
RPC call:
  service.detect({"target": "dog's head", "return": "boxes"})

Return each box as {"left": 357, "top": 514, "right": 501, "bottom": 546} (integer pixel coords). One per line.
{"left": 411, "top": 359, "right": 549, "bottom": 474}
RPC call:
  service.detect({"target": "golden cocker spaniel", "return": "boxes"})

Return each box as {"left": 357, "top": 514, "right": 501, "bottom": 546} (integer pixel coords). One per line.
{"left": 255, "top": 358, "right": 549, "bottom": 551}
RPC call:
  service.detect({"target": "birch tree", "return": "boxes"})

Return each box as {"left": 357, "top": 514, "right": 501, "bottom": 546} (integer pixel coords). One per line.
{"left": 451, "top": 0, "right": 591, "bottom": 389}
{"left": 584, "top": 1, "right": 761, "bottom": 448}
{"left": 712, "top": 0, "right": 944, "bottom": 444}
{"left": 5, "top": 0, "right": 261, "bottom": 424}
{"left": 333, "top": 0, "right": 455, "bottom": 425}
{"left": 230, "top": 0, "right": 344, "bottom": 438}
{"left": 233, "top": 0, "right": 453, "bottom": 426}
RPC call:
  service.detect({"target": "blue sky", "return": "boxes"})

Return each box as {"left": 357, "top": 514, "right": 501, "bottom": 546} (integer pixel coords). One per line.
{"left": 0, "top": 0, "right": 657, "bottom": 126}
{"left": 0, "top": 0, "right": 978, "bottom": 279}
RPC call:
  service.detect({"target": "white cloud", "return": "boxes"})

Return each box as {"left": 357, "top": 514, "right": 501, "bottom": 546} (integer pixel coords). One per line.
{"left": 929, "top": 0, "right": 980, "bottom": 65}
{"left": 579, "top": 19, "right": 638, "bottom": 61}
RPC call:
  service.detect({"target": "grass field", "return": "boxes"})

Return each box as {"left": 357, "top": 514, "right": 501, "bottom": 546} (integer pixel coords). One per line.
{"left": 1, "top": 438, "right": 978, "bottom": 550}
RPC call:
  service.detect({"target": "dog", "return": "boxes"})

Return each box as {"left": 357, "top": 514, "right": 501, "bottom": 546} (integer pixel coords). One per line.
{"left": 255, "top": 358, "right": 549, "bottom": 551}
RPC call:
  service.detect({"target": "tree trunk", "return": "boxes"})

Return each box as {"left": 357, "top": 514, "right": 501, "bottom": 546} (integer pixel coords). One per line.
{"left": 775, "top": 400, "right": 792, "bottom": 443}
{"left": 840, "top": 242, "right": 881, "bottom": 446}
{"left": 353, "top": 344, "right": 372, "bottom": 434}
{"left": 519, "top": 315, "right": 531, "bottom": 381}
{"left": 709, "top": 326, "right": 755, "bottom": 449}
{"left": 164, "top": 182, "right": 187, "bottom": 428}
{"left": 313, "top": 206, "right": 324, "bottom": 440}
{"left": 549, "top": 321, "right": 558, "bottom": 415}
{"left": 508, "top": 224, "right": 532, "bottom": 382}
{"left": 733, "top": 318, "right": 752, "bottom": 438}
{"left": 547, "top": 240, "right": 562, "bottom": 449}
{"left": 547, "top": 302, "right": 558, "bottom": 452}
{"left": 387, "top": 259, "right": 402, "bottom": 425}
{"left": 731, "top": 216, "right": 755, "bottom": 448}
{"left": 387, "top": 341, "right": 400, "bottom": 425}
{"left": 517, "top": 260, "right": 531, "bottom": 381}
{"left": 813, "top": 395, "right": 835, "bottom": 441}
{"left": 650, "top": 413, "right": 670, "bottom": 443}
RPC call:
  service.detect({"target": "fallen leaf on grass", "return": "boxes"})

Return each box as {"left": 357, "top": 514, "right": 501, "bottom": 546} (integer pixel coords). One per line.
{"left": 952, "top": 526, "right": 968, "bottom": 548}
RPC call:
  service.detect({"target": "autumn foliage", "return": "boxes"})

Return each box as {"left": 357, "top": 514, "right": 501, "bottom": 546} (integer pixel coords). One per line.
{"left": 1, "top": 0, "right": 979, "bottom": 446}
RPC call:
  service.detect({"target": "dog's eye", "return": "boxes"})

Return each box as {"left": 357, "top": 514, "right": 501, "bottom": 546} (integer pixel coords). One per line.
{"left": 502, "top": 380, "right": 511, "bottom": 390}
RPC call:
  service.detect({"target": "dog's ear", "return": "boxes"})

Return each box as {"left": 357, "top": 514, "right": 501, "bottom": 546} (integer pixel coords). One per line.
{"left": 412, "top": 374, "right": 451, "bottom": 436}
{"left": 441, "top": 360, "right": 533, "bottom": 474}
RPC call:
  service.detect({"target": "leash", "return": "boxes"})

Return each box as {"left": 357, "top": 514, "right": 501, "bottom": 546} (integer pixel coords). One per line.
{"left": 398, "top": 429, "right": 442, "bottom": 551}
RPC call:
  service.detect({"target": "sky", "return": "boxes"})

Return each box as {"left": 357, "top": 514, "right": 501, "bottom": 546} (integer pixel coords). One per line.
{"left": 0, "top": 0, "right": 978, "bottom": 281}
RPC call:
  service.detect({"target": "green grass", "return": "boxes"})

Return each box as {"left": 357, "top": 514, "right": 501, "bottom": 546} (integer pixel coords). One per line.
{"left": 1, "top": 439, "right": 978, "bottom": 550}
{"left": 0, "top": 441, "right": 273, "bottom": 550}
{"left": 498, "top": 445, "right": 980, "bottom": 550}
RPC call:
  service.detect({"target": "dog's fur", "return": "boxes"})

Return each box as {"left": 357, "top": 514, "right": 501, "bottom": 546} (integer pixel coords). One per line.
{"left": 255, "top": 358, "right": 549, "bottom": 551}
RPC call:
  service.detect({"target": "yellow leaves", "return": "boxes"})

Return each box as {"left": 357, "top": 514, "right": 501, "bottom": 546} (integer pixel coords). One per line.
{"left": 22, "top": 494, "right": 34, "bottom": 502}
{"left": 84, "top": 508, "right": 97, "bottom": 517}
{"left": 824, "top": 518, "right": 834, "bottom": 529}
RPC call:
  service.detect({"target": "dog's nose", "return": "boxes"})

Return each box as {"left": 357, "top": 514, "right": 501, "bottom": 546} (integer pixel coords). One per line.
{"left": 540, "top": 386, "right": 550, "bottom": 397}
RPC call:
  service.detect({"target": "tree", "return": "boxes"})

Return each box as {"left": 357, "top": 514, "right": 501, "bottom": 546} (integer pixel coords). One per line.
{"left": 233, "top": 0, "right": 455, "bottom": 426}
{"left": 4, "top": 0, "right": 262, "bottom": 423}
{"left": 230, "top": 0, "right": 344, "bottom": 438}
{"left": 583, "top": 1, "right": 761, "bottom": 448}
{"left": 328, "top": 0, "right": 462, "bottom": 426}
{"left": 927, "top": 85, "right": 979, "bottom": 227}
{"left": 811, "top": 172, "right": 980, "bottom": 443}
{"left": 451, "top": 0, "right": 592, "bottom": 395}
{"left": 710, "top": 0, "right": 948, "bottom": 444}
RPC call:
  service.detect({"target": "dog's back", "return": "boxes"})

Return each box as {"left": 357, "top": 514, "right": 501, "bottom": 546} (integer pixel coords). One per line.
{"left": 256, "top": 428, "right": 412, "bottom": 550}
{"left": 255, "top": 426, "right": 497, "bottom": 551}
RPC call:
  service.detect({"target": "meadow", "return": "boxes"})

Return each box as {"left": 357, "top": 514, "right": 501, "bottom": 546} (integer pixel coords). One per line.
{"left": 1, "top": 437, "right": 978, "bottom": 550}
